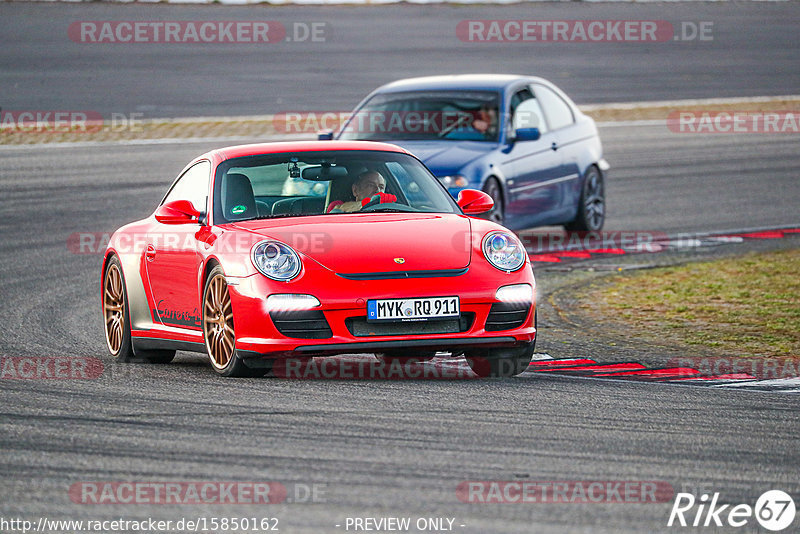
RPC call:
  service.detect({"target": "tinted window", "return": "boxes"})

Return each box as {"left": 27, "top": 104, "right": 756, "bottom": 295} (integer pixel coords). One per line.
{"left": 340, "top": 91, "right": 501, "bottom": 142}
{"left": 512, "top": 95, "right": 548, "bottom": 135}
{"left": 533, "top": 85, "right": 574, "bottom": 130}
{"left": 162, "top": 161, "right": 210, "bottom": 212}
{"left": 213, "top": 150, "right": 459, "bottom": 224}
{"left": 509, "top": 88, "right": 534, "bottom": 118}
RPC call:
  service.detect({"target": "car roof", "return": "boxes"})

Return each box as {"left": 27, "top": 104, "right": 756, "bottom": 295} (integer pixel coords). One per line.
{"left": 202, "top": 140, "right": 412, "bottom": 163}
{"left": 371, "top": 74, "right": 545, "bottom": 93}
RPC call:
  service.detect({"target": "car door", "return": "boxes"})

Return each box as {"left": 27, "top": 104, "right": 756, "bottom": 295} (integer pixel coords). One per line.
{"left": 145, "top": 161, "right": 211, "bottom": 331}
{"left": 500, "top": 88, "right": 563, "bottom": 226}
{"left": 530, "top": 83, "right": 582, "bottom": 212}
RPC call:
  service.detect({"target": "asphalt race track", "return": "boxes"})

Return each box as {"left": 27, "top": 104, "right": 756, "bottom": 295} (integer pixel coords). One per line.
{"left": 2, "top": 2, "right": 800, "bottom": 533}
{"left": 1, "top": 3, "right": 800, "bottom": 116}
{"left": 1, "top": 122, "right": 799, "bottom": 532}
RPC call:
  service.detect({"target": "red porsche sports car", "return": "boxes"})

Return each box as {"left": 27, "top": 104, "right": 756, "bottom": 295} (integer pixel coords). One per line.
{"left": 102, "top": 141, "right": 536, "bottom": 377}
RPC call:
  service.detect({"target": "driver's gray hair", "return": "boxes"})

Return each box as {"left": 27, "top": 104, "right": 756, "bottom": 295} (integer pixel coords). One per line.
{"left": 356, "top": 170, "right": 383, "bottom": 184}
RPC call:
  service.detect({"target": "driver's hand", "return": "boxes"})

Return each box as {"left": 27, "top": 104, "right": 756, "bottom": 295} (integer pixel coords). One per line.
{"left": 361, "top": 192, "right": 397, "bottom": 207}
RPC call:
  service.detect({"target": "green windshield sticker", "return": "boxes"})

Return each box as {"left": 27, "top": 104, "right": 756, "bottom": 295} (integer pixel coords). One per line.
{"left": 231, "top": 205, "right": 247, "bottom": 215}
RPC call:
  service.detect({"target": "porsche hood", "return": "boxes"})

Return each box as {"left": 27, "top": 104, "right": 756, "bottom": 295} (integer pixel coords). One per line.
{"left": 231, "top": 213, "right": 473, "bottom": 275}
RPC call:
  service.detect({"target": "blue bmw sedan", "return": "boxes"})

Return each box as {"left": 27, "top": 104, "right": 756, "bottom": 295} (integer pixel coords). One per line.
{"left": 326, "top": 75, "right": 609, "bottom": 231}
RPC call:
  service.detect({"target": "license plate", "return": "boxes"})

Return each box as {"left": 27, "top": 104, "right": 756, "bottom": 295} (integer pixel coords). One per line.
{"left": 367, "top": 296, "right": 460, "bottom": 322}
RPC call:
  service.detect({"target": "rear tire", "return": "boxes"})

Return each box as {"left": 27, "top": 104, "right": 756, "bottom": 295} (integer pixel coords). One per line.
{"left": 565, "top": 166, "right": 605, "bottom": 232}
{"left": 103, "top": 256, "right": 175, "bottom": 364}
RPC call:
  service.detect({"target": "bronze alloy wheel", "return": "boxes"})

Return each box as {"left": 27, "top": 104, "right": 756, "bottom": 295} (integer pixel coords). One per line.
{"left": 103, "top": 263, "right": 125, "bottom": 354}
{"left": 102, "top": 256, "right": 174, "bottom": 364}
{"left": 203, "top": 273, "right": 236, "bottom": 370}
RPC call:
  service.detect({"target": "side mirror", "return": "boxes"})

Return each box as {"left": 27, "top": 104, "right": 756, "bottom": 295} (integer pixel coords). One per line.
{"left": 457, "top": 189, "right": 494, "bottom": 215}
{"left": 155, "top": 200, "right": 202, "bottom": 225}
{"left": 514, "top": 127, "right": 541, "bottom": 142}
{"left": 317, "top": 130, "right": 334, "bottom": 140}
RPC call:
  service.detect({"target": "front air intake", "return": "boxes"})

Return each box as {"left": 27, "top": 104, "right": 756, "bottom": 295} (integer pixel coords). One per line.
{"left": 269, "top": 310, "right": 333, "bottom": 339}
{"left": 485, "top": 302, "right": 530, "bottom": 331}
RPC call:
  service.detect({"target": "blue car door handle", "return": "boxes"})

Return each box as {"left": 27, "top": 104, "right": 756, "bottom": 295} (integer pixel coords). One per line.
{"left": 551, "top": 142, "right": 558, "bottom": 151}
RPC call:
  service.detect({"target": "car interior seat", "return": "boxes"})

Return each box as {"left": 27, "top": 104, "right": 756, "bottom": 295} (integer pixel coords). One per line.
{"left": 325, "top": 174, "right": 357, "bottom": 213}
{"left": 221, "top": 173, "right": 257, "bottom": 221}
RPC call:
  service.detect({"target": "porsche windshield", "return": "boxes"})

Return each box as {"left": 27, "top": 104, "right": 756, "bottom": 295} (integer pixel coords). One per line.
{"left": 213, "top": 150, "right": 460, "bottom": 223}
{"left": 339, "top": 90, "right": 501, "bottom": 142}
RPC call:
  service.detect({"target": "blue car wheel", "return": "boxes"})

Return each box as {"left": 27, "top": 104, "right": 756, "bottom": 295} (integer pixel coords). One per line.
{"left": 481, "top": 177, "right": 504, "bottom": 226}
{"left": 565, "top": 166, "right": 605, "bottom": 232}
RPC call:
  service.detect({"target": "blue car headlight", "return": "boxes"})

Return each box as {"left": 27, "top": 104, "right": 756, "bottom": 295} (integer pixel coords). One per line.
{"left": 437, "top": 174, "right": 469, "bottom": 188}
{"left": 251, "top": 240, "right": 302, "bottom": 281}
{"left": 482, "top": 231, "right": 526, "bottom": 272}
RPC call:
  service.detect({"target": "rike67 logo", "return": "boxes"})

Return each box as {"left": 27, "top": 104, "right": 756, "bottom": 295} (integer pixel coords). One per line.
{"left": 668, "top": 490, "right": 796, "bottom": 531}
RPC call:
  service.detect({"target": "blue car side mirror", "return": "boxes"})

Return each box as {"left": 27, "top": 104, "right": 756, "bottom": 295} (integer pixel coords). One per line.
{"left": 515, "top": 127, "right": 541, "bottom": 142}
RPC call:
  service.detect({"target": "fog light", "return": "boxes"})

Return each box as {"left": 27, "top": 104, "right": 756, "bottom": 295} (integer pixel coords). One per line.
{"left": 495, "top": 284, "right": 533, "bottom": 305}
{"left": 266, "top": 294, "right": 320, "bottom": 312}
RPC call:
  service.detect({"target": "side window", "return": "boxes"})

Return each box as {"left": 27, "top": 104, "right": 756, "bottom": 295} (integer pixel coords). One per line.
{"left": 162, "top": 161, "right": 211, "bottom": 212}
{"left": 509, "top": 88, "right": 533, "bottom": 118}
{"left": 385, "top": 161, "right": 425, "bottom": 204}
{"left": 533, "top": 84, "right": 574, "bottom": 130}
{"left": 512, "top": 98, "right": 548, "bottom": 134}
{"left": 510, "top": 88, "right": 548, "bottom": 135}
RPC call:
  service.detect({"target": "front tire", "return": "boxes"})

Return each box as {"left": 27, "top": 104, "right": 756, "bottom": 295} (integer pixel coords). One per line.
{"left": 481, "top": 177, "right": 505, "bottom": 226}
{"left": 103, "top": 256, "right": 175, "bottom": 364}
{"left": 202, "top": 266, "right": 264, "bottom": 377}
{"left": 565, "top": 166, "right": 605, "bottom": 232}
{"left": 465, "top": 341, "right": 535, "bottom": 378}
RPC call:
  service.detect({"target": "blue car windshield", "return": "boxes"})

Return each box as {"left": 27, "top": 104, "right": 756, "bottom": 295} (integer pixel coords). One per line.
{"left": 339, "top": 91, "right": 501, "bottom": 142}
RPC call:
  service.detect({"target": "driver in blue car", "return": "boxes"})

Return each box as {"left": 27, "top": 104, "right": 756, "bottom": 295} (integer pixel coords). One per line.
{"left": 471, "top": 104, "right": 498, "bottom": 139}
{"left": 327, "top": 170, "right": 396, "bottom": 213}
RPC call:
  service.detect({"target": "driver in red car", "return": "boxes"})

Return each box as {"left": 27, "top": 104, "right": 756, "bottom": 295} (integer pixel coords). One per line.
{"left": 327, "top": 170, "right": 396, "bottom": 213}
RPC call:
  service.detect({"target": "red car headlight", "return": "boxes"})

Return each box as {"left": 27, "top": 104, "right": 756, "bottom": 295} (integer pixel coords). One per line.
{"left": 251, "top": 240, "right": 302, "bottom": 281}
{"left": 482, "top": 231, "right": 526, "bottom": 272}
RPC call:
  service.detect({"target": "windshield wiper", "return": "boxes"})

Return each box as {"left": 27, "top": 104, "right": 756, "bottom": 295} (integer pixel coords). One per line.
{"left": 244, "top": 213, "right": 309, "bottom": 221}
{"left": 437, "top": 113, "right": 471, "bottom": 138}
{"left": 361, "top": 207, "right": 417, "bottom": 213}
